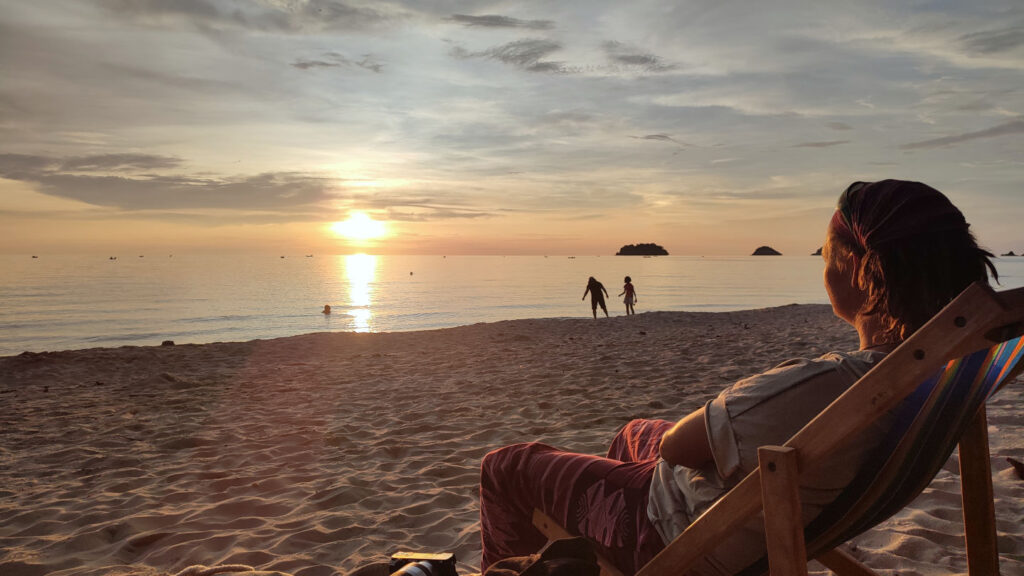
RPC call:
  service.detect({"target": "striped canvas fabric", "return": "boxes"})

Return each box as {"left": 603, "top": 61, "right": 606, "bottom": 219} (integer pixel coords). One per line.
{"left": 737, "top": 335, "right": 1024, "bottom": 576}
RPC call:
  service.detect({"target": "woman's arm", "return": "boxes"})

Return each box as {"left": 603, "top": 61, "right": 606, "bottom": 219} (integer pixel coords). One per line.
{"left": 659, "top": 406, "right": 713, "bottom": 468}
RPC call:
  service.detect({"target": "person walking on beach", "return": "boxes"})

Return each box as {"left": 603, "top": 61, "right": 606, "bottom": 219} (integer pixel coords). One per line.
{"left": 582, "top": 276, "right": 609, "bottom": 318}
{"left": 619, "top": 276, "right": 637, "bottom": 315}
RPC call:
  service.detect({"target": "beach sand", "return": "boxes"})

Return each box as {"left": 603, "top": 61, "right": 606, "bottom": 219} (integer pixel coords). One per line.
{"left": 1, "top": 306, "right": 1021, "bottom": 576}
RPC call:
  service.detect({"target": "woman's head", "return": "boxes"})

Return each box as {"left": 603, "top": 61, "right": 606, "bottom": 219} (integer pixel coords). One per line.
{"left": 823, "top": 179, "right": 997, "bottom": 343}
{"left": 624, "top": 276, "right": 632, "bottom": 283}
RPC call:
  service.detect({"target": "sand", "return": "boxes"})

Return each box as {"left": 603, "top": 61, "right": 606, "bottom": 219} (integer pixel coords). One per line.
{"left": 0, "top": 306, "right": 1021, "bottom": 576}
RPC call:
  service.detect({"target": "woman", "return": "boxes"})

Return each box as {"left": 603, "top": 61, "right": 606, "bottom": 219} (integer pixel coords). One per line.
{"left": 479, "top": 180, "right": 997, "bottom": 575}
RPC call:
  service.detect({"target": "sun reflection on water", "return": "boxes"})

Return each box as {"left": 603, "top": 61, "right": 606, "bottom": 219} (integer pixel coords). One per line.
{"left": 345, "top": 254, "right": 376, "bottom": 332}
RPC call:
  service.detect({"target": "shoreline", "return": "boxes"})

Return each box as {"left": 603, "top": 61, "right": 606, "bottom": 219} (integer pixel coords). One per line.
{"left": 1, "top": 304, "right": 821, "bottom": 359}
{"left": 1, "top": 306, "right": 1021, "bottom": 576}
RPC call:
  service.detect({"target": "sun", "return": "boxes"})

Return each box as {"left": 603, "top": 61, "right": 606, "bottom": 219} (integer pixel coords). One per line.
{"left": 331, "top": 212, "right": 387, "bottom": 240}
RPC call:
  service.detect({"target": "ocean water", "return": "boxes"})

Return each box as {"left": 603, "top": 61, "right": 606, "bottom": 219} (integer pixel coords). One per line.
{"left": 2, "top": 254, "right": 1022, "bottom": 356}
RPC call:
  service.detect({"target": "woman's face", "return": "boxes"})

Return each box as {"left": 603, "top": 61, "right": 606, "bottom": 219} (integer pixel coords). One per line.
{"left": 822, "top": 226, "right": 864, "bottom": 324}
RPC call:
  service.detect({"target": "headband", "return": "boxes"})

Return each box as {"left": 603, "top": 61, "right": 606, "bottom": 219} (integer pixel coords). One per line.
{"left": 831, "top": 179, "right": 969, "bottom": 250}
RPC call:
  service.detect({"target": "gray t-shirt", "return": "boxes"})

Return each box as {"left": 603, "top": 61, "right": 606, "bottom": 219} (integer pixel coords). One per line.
{"left": 647, "top": 350, "right": 891, "bottom": 576}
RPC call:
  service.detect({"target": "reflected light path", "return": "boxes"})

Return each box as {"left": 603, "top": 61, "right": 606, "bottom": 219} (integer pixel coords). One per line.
{"left": 345, "top": 254, "right": 376, "bottom": 332}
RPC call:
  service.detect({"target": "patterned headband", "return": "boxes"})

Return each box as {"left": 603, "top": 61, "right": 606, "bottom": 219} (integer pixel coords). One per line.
{"left": 830, "top": 180, "right": 969, "bottom": 251}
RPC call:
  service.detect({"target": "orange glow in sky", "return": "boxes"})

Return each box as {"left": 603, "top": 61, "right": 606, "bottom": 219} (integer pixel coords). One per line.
{"left": 1, "top": 4, "right": 1022, "bottom": 256}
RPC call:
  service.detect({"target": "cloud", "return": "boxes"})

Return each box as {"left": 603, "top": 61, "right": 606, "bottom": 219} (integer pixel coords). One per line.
{"left": 0, "top": 153, "right": 337, "bottom": 211}
{"left": 0, "top": 153, "right": 510, "bottom": 222}
{"left": 602, "top": 41, "right": 675, "bottom": 72}
{"left": 540, "top": 111, "right": 594, "bottom": 124}
{"left": 630, "top": 134, "right": 689, "bottom": 147}
{"left": 96, "top": 0, "right": 404, "bottom": 33}
{"left": 900, "top": 119, "right": 1024, "bottom": 149}
{"left": 292, "top": 52, "right": 384, "bottom": 72}
{"left": 59, "top": 153, "right": 183, "bottom": 171}
{"left": 447, "top": 14, "right": 554, "bottom": 30}
{"left": 792, "top": 140, "right": 849, "bottom": 148}
{"left": 449, "top": 39, "right": 569, "bottom": 73}
{"left": 0, "top": 153, "right": 57, "bottom": 175}
{"left": 959, "top": 27, "right": 1024, "bottom": 55}
{"left": 384, "top": 207, "right": 491, "bottom": 222}
{"left": 291, "top": 59, "right": 340, "bottom": 70}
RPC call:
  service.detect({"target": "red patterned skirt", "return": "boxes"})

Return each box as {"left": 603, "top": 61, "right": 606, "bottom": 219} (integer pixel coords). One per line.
{"left": 479, "top": 418, "right": 674, "bottom": 575}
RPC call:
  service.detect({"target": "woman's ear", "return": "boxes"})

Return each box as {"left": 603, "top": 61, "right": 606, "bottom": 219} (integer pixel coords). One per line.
{"left": 849, "top": 252, "right": 862, "bottom": 288}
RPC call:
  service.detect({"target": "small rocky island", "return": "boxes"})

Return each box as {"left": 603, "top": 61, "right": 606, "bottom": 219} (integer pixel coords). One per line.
{"left": 752, "top": 246, "right": 782, "bottom": 256}
{"left": 812, "top": 247, "right": 822, "bottom": 256}
{"left": 1002, "top": 251, "right": 1018, "bottom": 257}
{"left": 617, "top": 243, "right": 669, "bottom": 256}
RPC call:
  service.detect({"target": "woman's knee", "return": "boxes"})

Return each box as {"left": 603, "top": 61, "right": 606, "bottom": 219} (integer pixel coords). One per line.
{"left": 481, "top": 442, "right": 551, "bottom": 481}
{"left": 616, "top": 418, "right": 653, "bottom": 441}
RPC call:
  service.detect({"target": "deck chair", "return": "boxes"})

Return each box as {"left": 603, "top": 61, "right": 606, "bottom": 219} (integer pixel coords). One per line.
{"left": 532, "top": 282, "right": 1024, "bottom": 576}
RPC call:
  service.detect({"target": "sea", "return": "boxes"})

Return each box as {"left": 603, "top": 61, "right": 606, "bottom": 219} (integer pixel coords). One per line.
{"left": 2, "top": 254, "right": 1023, "bottom": 356}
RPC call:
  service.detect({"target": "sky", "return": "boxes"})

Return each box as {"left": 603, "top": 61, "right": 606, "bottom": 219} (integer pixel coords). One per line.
{"left": 1, "top": 0, "right": 1022, "bottom": 256}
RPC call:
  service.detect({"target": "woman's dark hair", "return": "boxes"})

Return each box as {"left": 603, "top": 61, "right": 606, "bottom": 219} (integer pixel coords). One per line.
{"left": 828, "top": 180, "right": 998, "bottom": 344}
{"left": 624, "top": 276, "right": 631, "bottom": 283}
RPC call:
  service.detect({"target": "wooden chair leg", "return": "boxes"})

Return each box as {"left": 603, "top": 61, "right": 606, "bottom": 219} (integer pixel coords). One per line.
{"left": 958, "top": 406, "right": 1000, "bottom": 575}
{"left": 758, "top": 446, "right": 808, "bottom": 576}
{"left": 531, "top": 508, "right": 626, "bottom": 576}
{"left": 816, "top": 548, "right": 881, "bottom": 576}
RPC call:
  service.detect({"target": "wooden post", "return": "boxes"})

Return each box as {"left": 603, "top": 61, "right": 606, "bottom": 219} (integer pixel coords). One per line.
{"left": 758, "top": 446, "right": 808, "bottom": 576}
{"left": 958, "top": 406, "right": 1000, "bottom": 575}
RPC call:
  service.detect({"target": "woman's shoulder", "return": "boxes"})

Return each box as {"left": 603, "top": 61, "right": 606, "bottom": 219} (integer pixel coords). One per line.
{"left": 722, "top": 350, "right": 885, "bottom": 405}
{"left": 764, "top": 349, "right": 884, "bottom": 376}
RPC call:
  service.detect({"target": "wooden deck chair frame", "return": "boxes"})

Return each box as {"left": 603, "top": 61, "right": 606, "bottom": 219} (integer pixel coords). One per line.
{"left": 531, "top": 282, "right": 1024, "bottom": 576}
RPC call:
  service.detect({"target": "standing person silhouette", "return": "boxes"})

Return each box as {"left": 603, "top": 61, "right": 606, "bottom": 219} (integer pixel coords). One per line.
{"left": 619, "top": 276, "right": 637, "bottom": 315}
{"left": 582, "top": 276, "right": 609, "bottom": 318}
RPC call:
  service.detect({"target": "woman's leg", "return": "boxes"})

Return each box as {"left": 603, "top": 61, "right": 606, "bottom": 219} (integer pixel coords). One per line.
{"left": 607, "top": 418, "right": 674, "bottom": 463}
{"left": 479, "top": 441, "right": 664, "bottom": 575}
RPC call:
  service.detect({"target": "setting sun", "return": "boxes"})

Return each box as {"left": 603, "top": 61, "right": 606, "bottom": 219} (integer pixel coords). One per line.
{"left": 331, "top": 212, "right": 387, "bottom": 241}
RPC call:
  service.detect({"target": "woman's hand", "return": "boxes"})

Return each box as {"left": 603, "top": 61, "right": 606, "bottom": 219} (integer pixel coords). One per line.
{"left": 659, "top": 407, "right": 713, "bottom": 468}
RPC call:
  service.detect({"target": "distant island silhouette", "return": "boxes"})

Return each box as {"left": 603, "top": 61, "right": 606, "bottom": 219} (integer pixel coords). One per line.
{"left": 1002, "top": 250, "right": 1018, "bottom": 257}
{"left": 752, "top": 246, "right": 782, "bottom": 256}
{"left": 812, "top": 247, "right": 822, "bottom": 256}
{"left": 616, "top": 243, "right": 669, "bottom": 256}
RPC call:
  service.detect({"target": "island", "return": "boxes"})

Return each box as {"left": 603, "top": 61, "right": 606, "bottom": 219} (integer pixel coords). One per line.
{"left": 1002, "top": 251, "right": 1018, "bottom": 257}
{"left": 752, "top": 246, "right": 782, "bottom": 256}
{"left": 812, "top": 247, "right": 822, "bottom": 256}
{"left": 616, "top": 243, "right": 669, "bottom": 256}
